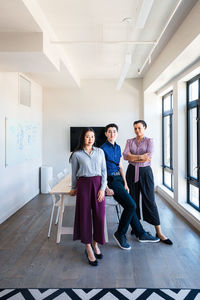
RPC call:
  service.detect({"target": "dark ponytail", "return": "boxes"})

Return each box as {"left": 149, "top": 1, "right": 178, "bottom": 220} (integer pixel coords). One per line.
{"left": 69, "top": 127, "right": 96, "bottom": 161}
{"left": 133, "top": 120, "right": 147, "bottom": 129}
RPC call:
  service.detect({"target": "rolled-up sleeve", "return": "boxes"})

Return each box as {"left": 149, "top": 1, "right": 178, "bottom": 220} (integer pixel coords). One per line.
{"left": 70, "top": 153, "right": 79, "bottom": 189}
{"left": 100, "top": 149, "right": 107, "bottom": 190}
{"left": 123, "top": 139, "right": 131, "bottom": 159}
{"left": 147, "top": 138, "right": 153, "bottom": 156}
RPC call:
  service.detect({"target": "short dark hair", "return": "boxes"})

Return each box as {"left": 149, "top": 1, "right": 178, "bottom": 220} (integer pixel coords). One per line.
{"left": 105, "top": 123, "right": 118, "bottom": 132}
{"left": 133, "top": 120, "right": 147, "bottom": 129}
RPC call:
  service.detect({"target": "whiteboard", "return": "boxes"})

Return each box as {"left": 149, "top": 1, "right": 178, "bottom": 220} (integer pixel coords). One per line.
{"left": 5, "top": 118, "right": 41, "bottom": 167}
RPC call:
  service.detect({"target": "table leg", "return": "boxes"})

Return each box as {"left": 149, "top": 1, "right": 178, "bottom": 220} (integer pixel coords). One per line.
{"left": 104, "top": 214, "right": 108, "bottom": 243}
{"left": 56, "top": 194, "right": 64, "bottom": 243}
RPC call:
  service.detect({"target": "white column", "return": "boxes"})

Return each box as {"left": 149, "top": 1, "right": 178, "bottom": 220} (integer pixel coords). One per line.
{"left": 173, "top": 81, "right": 187, "bottom": 204}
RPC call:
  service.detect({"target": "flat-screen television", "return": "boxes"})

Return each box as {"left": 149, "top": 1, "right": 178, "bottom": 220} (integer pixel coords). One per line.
{"left": 70, "top": 127, "right": 107, "bottom": 152}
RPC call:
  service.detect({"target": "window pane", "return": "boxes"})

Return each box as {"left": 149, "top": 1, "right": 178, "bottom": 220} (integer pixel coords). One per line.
{"left": 189, "top": 108, "right": 198, "bottom": 178}
{"left": 163, "top": 95, "right": 171, "bottom": 111}
{"left": 164, "top": 116, "right": 171, "bottom": 166}
{"left": 189, "top": 80, "right": 198, "bottom": 102}
{"left": 164, "top": 170, "right": 171, "bottom": 188}
{"left": 189, "top": 184, "right": 199, "bottom": 207}
{"left": 171, "top": 174, "right": 174, "bottom": 190}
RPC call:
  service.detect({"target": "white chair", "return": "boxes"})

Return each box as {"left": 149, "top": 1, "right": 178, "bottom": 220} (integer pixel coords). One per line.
{"left": 56, "top": 171, "right": 65, "bottom": 181}
{"left": 48, "top": 177, "right": 60, "bottom": 237}
{"left": 63, "top": 168, "right": 68, "bottom": 175}
{"left": 105, "top": 196, "right": 121, "bottom": 222}
{"left": 104, "top": 196, "right": 121, "bottom": 242}
{"left": 56, "top": 171, "right": 68, "bottom": 219}
{"left": 48, "top": 175, "right": 75, "bottom": 239}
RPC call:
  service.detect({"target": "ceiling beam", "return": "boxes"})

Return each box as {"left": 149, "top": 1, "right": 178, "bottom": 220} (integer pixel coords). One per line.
{"left": 116, "top": 53, "right": 132, "bottom": 91}
{"left": 50, "top": 40, "right": 156, "bottom": 45}
{"left": 138, "top": 0, "right": 184, "bottom": 75}
{"left": 136, "top": 0, "right": 154, "bottom": 29}
{"left": 21, "top": 0, "right": 80, "bottom": 87}
{"left": 0, "top": 32, "right": 43, "bottom": 52}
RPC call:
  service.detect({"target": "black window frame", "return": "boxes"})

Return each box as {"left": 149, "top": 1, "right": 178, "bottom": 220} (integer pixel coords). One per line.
{"left": 162, "top": 91, "right": 174, "bottom": 191}
{"left": 186, "top": 74, "right": 200, "bottom": 212}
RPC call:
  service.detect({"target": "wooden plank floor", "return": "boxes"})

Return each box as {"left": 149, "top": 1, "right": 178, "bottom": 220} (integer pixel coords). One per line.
{"left": 0, "top": 192, "right": 199, "bottom": 289}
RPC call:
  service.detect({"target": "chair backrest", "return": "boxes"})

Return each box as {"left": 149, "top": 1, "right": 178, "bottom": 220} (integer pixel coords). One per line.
{"left": 48, "top": 177, "right": 58, "bottom": 189}
{"left": 63, "top": 168, "right": 68, "bottom": 175}
{"left": 56, "top": 172, "right": 65, "bottom": 181}
{"left": 48, "top": 177, "right": 60, "bottom": 201}
{"left": 105, "top": 195, "right": 121, "bottom": 222}
{"left": 105, "top": 196, "right": 117, "bottom": 206}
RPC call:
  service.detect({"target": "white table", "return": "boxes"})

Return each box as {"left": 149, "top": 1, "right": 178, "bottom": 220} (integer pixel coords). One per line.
{"left": 50, "top": 176, "right": 117, "bottom": 243}
{"left": 50, "top": 175, "right": 75, "bottom": 243}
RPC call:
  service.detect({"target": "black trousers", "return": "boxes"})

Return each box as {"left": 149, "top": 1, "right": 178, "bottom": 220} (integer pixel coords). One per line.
{"left": 107, "top": 175, "right": 145, "bottom": 237}
{"left": 126, "top": 164, "right": 160, "bottom": 226}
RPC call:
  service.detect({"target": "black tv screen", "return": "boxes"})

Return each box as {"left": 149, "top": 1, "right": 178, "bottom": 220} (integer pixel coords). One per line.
{"left": 70, "top": 127, "right": 107, "bottom": 152}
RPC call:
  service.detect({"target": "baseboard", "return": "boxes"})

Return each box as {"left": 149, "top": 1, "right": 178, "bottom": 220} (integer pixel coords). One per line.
{"left": 0, "top": 189, "right": 40, "bottom": 224}
{"left": 156, "top": 185, "right": 200, "bottom": 232}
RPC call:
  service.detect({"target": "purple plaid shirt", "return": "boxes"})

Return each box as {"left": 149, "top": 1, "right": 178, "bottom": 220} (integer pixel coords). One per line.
{"left": 123, "top": 137, "right": 153, "bottom": 183}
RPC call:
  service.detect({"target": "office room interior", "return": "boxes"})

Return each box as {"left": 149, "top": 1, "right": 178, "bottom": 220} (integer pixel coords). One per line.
{"left": 0, "top": 0, "right": 200, "bottom": 294}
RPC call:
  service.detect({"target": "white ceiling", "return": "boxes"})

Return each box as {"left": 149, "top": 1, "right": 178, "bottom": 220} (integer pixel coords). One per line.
{"left": 35, "top": 0, "right": 197, "bottom": 79}
{"left": 0, "top": 0, "right": 41, "bottom": 32}
{"left": 0, "top": 0, "right": 198, "bottom": 87}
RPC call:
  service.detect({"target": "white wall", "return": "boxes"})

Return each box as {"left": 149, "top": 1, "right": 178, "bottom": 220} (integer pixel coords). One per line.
{"left": 143, "top": 91, "right": 163, "bottom": 186}
{"left": 0, "top": 72, "right": 42, "bottom": 224}
{"left": 43, "top": 79, "right": 142, "bottom": 175}
{"left": 142, "top": 1, "right": 200, "bottom": 231}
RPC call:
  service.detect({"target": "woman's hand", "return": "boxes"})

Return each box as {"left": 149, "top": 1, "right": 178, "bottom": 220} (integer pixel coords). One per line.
{"left": 69, "top": 189, "right": 76, "bottom": 196}
{"left": 105, "top": 186, "right": 114, "bottom": 196}
{"left": 139, "top": 153, "right": 151, "bottom": 162}
{"left": 97, "top": 189, "right": 105, "bottom": 202}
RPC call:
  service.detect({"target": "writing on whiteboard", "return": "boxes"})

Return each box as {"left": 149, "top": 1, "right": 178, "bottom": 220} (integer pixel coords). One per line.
{"left": 5, "top": 118, "right": 41, "bottom": 166}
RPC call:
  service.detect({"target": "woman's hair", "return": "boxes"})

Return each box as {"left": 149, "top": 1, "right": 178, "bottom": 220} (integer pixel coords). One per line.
{"left": 133, "top": 120, "right": 147, "bottom": 129}
{"left": 69, "top": 127, "right": 96, "bottom": 161}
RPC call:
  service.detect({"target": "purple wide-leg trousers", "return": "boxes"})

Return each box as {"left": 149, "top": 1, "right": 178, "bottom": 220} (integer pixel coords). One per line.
{"left": 73, "top": 176, "right": 105, "bottom": 245}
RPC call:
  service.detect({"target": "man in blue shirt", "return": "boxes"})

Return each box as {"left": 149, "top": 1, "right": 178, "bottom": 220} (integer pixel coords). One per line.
{"left": 101, "top": 123, "right": 159, "bottom": 250}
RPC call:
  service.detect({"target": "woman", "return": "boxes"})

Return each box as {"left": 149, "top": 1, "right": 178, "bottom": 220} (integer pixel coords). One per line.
{"left": 123, "top": 120, "right": 172, "bottom": 245}
{"left": 69, "top": 128, "right": 107, "bottom": 266}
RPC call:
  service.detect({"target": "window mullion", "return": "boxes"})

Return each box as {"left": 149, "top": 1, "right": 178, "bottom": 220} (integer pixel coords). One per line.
{"left": 187, "top": 75, "right": 200, "bottom": 210}
{"left": 162, "top": 92, "right": 173, "bottom": 191}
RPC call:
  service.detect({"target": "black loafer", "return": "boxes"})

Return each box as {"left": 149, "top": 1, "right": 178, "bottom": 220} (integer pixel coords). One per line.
{"left": 156, "top": 234, "right": 173, "bottom": 245}
{"left": 85, "top": 250, "right": 98, "bottom": 266}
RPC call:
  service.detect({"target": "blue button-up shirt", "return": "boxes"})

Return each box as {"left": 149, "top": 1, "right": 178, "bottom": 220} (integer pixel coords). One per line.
{"left": 101, "top": 141, "right": 121, "bottom": 175}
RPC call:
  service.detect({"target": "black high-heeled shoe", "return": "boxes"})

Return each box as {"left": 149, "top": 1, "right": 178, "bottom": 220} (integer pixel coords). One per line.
{"left": 92, "top": 246, "right": 103, "bottom": 259}
{"left": 85, "top": 250, "right": 98, "bottom": 266}
{"left": 156, "top": 234, "right": 173, "bottom": 245}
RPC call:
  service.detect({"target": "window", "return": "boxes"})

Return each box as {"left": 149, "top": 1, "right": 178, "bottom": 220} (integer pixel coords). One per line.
{"left": 162, "top": 91, "right": 173, "bottom": 191}
{"left": 187, "top": 75, "right": 200, "bottom": 211}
